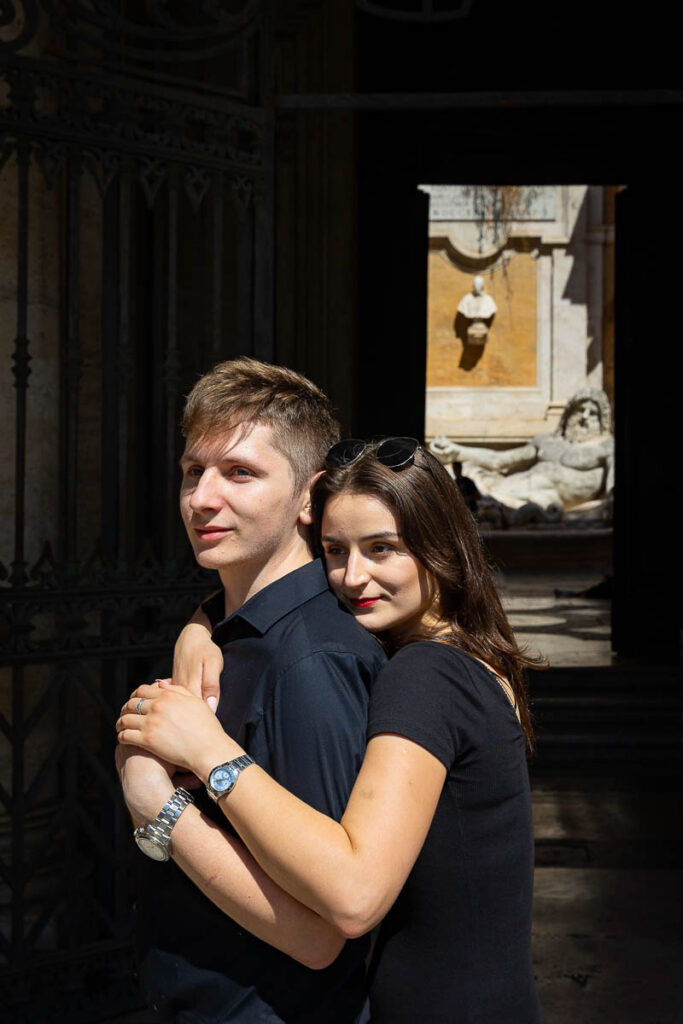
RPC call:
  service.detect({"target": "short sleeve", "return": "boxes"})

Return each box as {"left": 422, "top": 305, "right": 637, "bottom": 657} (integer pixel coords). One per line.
{"left": 255, "top": 651, "right": 372, "bottom": 821}
{"left": 367, "top": 642, "right": 471, "bottom": 769}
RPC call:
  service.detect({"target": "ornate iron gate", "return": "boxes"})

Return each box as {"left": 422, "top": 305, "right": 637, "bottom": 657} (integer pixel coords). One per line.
{"left": 0, "top": 3, "right": 272, "bottom": 1019}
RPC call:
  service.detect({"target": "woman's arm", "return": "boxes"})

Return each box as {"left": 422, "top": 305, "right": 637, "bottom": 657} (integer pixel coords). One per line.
{"left": 172, "top": 602, "right": 223, "bottom": 708}
{"left": 116, "top": 743, "right": 345, "bottom": 969}
{"left": 227, "top": 733, "right": 447, "bottom": 938}
{"left": 117, "top": 684, "right": 447, "bottom": 938}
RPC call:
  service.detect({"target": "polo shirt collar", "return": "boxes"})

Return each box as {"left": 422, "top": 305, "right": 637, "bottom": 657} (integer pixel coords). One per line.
{"left": 216, "top": 559, "right": 330, "bottom": 637}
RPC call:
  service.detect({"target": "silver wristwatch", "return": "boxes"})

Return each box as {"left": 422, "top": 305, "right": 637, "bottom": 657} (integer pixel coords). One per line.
{"left": 133, "top": 786, "right": 194, "bottom": 862}
{"left": 206, "top": 754, "right": 254, "bottom": 802}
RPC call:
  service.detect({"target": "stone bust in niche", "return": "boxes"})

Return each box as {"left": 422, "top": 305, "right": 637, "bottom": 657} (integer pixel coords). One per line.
{"left": 457, "top": 275, "right": 497, "bottom": 345}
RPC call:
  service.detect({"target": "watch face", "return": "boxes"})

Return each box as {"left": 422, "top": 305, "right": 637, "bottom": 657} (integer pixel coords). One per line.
{"left": 135, "top": 831, "right": 169, "bottom": 862}
{"left": 210, "top": 765, "right": 237, "bottom": 794}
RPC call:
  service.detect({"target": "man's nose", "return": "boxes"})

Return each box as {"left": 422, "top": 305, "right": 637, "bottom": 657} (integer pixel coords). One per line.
{"left": 189, "top": 469, "right": 223, "bottom": 512}
{"left": 344, "top": 550, "right": 370, "bottom": 589}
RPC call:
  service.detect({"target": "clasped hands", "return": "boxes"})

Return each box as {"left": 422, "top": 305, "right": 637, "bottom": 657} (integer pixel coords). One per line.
{"left": 115, "top": 614, "right": 237, "bottom": 821}
{"left": 116, "top": 680, "right": 234, "bottom": 779}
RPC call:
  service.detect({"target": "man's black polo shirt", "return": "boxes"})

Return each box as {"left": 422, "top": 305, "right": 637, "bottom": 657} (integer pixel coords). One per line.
{"left": 137, "top": 559, "right": 386, "bottom": 1024}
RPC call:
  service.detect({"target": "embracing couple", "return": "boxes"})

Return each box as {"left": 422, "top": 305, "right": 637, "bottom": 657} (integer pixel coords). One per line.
{"left": 116, "top": 358, "right": 542, "bottom": 1024}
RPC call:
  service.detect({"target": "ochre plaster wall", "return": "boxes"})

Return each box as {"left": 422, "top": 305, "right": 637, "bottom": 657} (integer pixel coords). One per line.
{"left": 426, "top": 250, "right": 537, "bottom": 388}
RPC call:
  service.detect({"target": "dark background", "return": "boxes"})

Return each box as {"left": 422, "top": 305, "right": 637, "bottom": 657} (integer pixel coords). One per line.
{"left": 1, "top": 1, "right": 681, "bottom": 1020}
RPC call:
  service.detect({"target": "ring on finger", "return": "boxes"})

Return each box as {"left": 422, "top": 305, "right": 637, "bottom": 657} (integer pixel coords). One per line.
{"left": 135, "top": 697, "right": 145, "bottom": 715}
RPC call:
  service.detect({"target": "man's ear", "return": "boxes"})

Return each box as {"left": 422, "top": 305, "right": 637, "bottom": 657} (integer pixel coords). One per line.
{"left": 297, "top": 470, "right": 325, "bottom": 526}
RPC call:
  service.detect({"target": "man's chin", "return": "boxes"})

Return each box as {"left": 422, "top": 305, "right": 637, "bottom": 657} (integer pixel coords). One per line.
{"left": 193, "top": 548, "right": 231, "bottom": 570}
{"left": 193, "top": 547, "right": 248, "bottom": 571}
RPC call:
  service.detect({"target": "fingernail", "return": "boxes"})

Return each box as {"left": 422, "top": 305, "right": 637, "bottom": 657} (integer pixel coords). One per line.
{"left": 207, "top": 696, "right": 218, "bottom": 713}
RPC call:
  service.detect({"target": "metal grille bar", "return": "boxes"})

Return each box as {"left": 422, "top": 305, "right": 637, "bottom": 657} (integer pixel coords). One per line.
{"left": 0, "top": 2, "right": 272, "bottom": 1018}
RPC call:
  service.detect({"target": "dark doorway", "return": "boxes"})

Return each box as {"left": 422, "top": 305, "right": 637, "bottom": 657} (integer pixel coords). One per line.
{"left": 355, "top": 101, "right": 680, "bottom": 662}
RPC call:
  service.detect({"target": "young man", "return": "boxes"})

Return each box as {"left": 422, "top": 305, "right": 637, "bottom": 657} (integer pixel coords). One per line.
{"left": 116, "top": 358, "right": 385, "bottom": 1023}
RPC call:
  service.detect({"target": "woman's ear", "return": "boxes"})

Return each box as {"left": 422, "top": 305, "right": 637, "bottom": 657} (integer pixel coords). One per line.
{"left": 298, "top": 470, "right": 325, "bottom": 526}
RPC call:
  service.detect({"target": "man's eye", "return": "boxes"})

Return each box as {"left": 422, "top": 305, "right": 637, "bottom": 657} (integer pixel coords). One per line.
{"left": 186, "top": 466, "right": 203, "bottom": 478}
{"left": 229, "top": 467, "right": 252, "bottom": 478}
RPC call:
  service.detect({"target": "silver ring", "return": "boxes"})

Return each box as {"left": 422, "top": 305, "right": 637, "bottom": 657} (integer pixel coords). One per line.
{"left": 135, "top": 698, "right": 144, "bottom": 715}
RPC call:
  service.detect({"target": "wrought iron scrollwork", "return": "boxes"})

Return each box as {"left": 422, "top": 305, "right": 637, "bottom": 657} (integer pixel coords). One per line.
{"left": 0, "top": 0, "right": 41, "bottom": 56}
{"left": 0, "top": 1, "right": 272, "bottom": 1019}
{"left": 4, "top": 0, "right": 259, "bottom": 64}
{"left": 1, "top": 63, "right": 265, "bottom": 174}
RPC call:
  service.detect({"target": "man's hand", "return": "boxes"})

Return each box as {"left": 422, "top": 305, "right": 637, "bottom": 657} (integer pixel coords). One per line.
{"left": 115, "top": 743, "right": 176, "bottom": 827}
{"left": 173, "top": 610, "right": 223, "bottom": 712}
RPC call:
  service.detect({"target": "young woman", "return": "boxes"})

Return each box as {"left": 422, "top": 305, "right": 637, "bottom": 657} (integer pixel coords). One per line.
{"left": 117, "top": 438, "right": 542, "bottom": 1023}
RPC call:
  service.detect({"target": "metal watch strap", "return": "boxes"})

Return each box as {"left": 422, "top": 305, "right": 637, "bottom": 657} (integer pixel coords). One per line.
{"left": 136, "top": 786, "right": 194, "bottom": 852}
{"left": 150, "top": 786, "right": 194, "bottom": 842}
{"left": 229, "top": 755, "right": 253, "bottom": 774}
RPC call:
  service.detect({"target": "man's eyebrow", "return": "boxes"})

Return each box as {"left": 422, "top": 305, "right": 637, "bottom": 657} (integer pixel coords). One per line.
{"left": 321, "top": 531, "right": 401, "bottom": 542}
{"left": 179, "top": 449, "right": 259, "bottom": 468}
{"left": 179, "top": 449, "right": 210, "bottom": 467}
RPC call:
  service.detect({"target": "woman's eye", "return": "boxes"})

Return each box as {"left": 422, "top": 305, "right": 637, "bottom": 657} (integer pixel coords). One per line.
{"left": 187, "top": 466, "right": 203, "bottom": 479}
{"left": 371, "top": 543, "right": 393, "bottom": 555}
{"left": 324, "top": 546, "right": 345, "bottom": 557}
{"left": 229, "top": 466, "right": 252, "bottom": 478}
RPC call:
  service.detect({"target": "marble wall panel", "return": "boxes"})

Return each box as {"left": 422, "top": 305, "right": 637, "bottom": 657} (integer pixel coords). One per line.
{"left": 424, "top": 185, "right": 610, "bottom": 443}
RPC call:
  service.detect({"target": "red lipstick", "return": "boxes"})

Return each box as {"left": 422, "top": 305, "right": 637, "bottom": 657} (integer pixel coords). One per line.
{"left": 349, "top": 597, "right": 379, "bottom": 608}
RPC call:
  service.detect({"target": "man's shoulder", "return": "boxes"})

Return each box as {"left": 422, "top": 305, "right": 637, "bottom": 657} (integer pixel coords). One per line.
{"left": 287, "top": 587, "right": 386, "bottom": 667}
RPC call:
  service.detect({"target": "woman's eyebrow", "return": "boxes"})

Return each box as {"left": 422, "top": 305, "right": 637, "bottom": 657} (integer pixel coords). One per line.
{"left": 321, "top": 531, "right": 401, "bottom": 543}
{"left": 361, "top": 531, "right": 401, "bottom": 541}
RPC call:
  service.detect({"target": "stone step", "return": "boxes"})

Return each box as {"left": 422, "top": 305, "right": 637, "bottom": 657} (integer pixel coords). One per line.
{"left": 534, "top": 733, "right": 681, "bottom": 756}
{"left": 531, "top": 737, "right": 681, "bottom": 780}
{"left": 527, "top": 664, "right": 681, "bottom": 774}
{"left": 528, "top": 665, "right": 680, "bottom": 697}
{"left": 534, "top": 837, "right": 683, "bottom": 868}
{"left": 533, "top": 695, "right": 679, "bottom": 726}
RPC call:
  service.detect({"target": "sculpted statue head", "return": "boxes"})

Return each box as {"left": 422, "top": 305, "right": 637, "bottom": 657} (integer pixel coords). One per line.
{"left": 557, "top": 387, "right": 612, "bottom": 442}
{"left": 472, "top": 275, "right": 484, "bottom": 295}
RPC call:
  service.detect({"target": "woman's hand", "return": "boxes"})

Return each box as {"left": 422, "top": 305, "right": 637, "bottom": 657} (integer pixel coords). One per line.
{"left": 116, "top": 682, "right": 240, "bottom": 781}
{"left": 173, "top": 608, "right": 223, "bottom": 711}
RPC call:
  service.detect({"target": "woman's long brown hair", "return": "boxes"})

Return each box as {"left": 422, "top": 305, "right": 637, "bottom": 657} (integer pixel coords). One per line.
{"left": 313, "top": 444, "right": 543, "bottom": 751}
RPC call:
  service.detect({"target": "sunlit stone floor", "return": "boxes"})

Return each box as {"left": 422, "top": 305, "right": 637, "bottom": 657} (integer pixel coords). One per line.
{"left": 497, "top": 569, "right": 612, "bottom": 667}
{"left": 497, "top": 571, "right": 683, "bottom": 1024}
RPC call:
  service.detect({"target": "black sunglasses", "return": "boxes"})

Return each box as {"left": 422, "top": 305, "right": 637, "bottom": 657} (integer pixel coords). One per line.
{"left": 325, "top": 437, "right": 420, "bottom": 471}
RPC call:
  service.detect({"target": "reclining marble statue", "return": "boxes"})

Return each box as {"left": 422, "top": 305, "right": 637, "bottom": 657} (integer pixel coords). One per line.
{"left": 429, "top": 387, "right": 614, "bottom": 525}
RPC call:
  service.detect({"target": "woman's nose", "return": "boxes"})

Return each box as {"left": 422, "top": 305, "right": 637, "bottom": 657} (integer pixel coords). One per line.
{"left": 344, "top": 551, "right": 370, "bottom": 588}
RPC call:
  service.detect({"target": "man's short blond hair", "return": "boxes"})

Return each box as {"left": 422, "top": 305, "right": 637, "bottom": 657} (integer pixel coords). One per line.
{"left": 182, "top": 358, "right": 340, "bottom": 493}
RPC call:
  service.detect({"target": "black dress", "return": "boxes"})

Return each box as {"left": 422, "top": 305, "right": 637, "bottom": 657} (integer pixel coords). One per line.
{"left": 366, "top": 642, "right": 542, "bottom": 1024}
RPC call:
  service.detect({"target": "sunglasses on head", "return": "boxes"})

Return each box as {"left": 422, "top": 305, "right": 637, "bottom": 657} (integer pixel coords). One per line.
{"left": 324, "top": 437, "right": 421, "bottom": 471}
